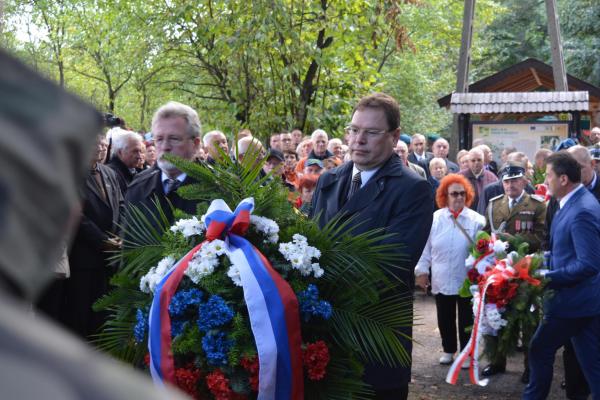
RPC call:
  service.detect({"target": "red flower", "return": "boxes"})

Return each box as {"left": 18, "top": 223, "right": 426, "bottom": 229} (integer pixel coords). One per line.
{"left": 175, "top": 365, "right": 202, "bottom": 399}
{"left": 144, "top": 353, "right": 150, "bottom": 367}
{"left": 303, "top": 341, "right": 330, "bottom": 381}
{"left": 206, "top": 369, "right": 232, "bottom": 400}
{"left": 240, "top": 356, "right": 260, "bottom": 392}
{"left": 475, "top": 239, "right": 490, "bottom": 253}
{"left": 467, "top": 268, "right": 480, "bottom": 283}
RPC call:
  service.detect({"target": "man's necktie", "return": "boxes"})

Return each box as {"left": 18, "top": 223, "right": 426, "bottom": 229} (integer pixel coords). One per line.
{"left": 165, "top": 178, "right": 180, "bottom": 194}
{"left": 347, "top": 172, "right": 362, "bottom": 200}
{"left": 509, "top": 198, "right": 518, "bottom": 210}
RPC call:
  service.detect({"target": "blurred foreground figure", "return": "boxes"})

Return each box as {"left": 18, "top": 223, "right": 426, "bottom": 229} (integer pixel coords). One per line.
{"left": 0, "top": 50, "right": 187, "bottom": 400}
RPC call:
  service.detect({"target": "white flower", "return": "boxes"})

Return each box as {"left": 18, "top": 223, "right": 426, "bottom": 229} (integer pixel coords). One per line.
{"left": 139, "top": 256, "right": 176, "bottom": 293}
{"left": 484, "top": 303, "right": 508, "bottom": 331}
{"left": 227, "top": 264, "right": 242, "bottom": 286}
{"left": 184, "top": 240, "right": 229, "bottom": 283}
{"left": 493, "top": 239, "right": 508, "bottom": 254}
{"left": 250, "top": 215, "right": 280, "bottom": 243}
{"left": 170, "top": 216, "right": 205, "bottom": 237}
{"left": 278, "top": 234, "right": 323, "bottom": 278}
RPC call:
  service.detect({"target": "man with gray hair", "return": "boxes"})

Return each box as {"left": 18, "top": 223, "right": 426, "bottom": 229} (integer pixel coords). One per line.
{"left": 459, "top": 147, "right": 498, "bottom": 214}
{"left": 295, "top": 129, "right": 333, "bottom": 173}
{"left": 106, "top": 128, "right": 144, "bottom": 195}
{"left": 203, "top": 130, "right": 229, "bottom": 164}
{"left": 432, "top": 137, "right": 459, "bottom": 173}
{"left": 125, "top": 101, "right": 202, "bottom": 228}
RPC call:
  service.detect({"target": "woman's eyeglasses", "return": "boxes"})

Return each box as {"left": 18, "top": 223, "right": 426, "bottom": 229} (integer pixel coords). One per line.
{"left": 449, "top": 191, "right": 466, "bottom": 198}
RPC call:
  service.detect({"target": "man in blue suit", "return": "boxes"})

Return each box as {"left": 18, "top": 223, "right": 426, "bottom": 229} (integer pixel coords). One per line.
{"left": 524, "top": 152, "right": 600, "bottom": 399}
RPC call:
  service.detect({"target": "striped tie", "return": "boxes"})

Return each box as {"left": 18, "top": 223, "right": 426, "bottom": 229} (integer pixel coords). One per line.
{"left": 347, "top": 172, "right": 362, "bottom": 200}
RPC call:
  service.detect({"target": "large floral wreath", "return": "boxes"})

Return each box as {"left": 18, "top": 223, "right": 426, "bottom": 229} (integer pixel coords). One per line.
{"left": 96, "top": 153, "right": 413, "bottom": 399}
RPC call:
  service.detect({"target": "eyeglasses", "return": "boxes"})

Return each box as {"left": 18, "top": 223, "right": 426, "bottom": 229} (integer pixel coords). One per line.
{"left": 154, "top": 136, "right": 193, "bottom": 146}
{"left": 449, "top": 191, "right": 466, "bottom": 198}
{"left": 344, "top": 125, "right": 390, "bottom": 138}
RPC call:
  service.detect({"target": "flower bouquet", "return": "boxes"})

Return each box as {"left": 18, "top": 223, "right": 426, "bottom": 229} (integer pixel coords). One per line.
{"left": 448, "top": 231, "right": 545, "bottom": 386}
{"left": 96, "top": 154, "right": 412, "bottom": 399}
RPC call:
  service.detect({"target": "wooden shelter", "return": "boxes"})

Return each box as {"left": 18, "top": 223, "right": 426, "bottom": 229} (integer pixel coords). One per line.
{"left": 438, "top": 58, "right": 600, "bottom": 149}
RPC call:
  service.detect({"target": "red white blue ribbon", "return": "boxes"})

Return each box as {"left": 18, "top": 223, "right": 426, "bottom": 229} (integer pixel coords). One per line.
{"left": 148, "top": 198, "right": 304, "bottom": 399}
{"left": 445, "top": 277, "right": 496, "bottom": 387}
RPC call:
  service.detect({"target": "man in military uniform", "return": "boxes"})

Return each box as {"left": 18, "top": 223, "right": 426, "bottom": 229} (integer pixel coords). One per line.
{"left": 482, "top": 164, "right": 547, "bottom": 382}
{"left": 485, "top": 164, "right": 546, "bottom": 253}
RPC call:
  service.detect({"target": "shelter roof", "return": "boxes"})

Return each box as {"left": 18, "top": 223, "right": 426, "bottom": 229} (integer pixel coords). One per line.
{"left": 449, "top": 91, "right": 589, "bottom": 114}
{"left": 438, "top": 58, "right": 600, "bottom": 110}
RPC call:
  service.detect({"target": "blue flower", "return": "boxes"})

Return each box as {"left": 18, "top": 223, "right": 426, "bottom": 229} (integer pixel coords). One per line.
{"left": 197, "top": 295, "right": 234, "bottom": 332}
{"left": 202, "top": 331, "right": 234, "bottom": 366}
{"left": 169, "top": 288, "right": 203, "bottom": 317}
{"left": 171, "top": 319, "right": 187, "bottom": 338}
{"left": 297, "top": 284, "right": 332, "bottom": 322}
{"left": 134, "top": 308, "right": 148, "bottom": 343}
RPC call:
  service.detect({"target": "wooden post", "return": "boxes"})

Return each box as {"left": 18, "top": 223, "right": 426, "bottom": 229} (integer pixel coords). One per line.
{"left": 545, "top": 0, "right": 568, "bottom": 91}
{"left": 451, "top": 0, "right": 476, "bottom": 154}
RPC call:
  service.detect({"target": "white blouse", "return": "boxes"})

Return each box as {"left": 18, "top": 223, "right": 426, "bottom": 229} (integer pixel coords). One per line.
{"left": 415, "top": 207, "right": 486, "bottom": 295}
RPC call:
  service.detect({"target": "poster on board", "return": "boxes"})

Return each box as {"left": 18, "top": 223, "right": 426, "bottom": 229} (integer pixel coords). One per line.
{"left": 472, "top": 122, "right": 569, "bottom": 163}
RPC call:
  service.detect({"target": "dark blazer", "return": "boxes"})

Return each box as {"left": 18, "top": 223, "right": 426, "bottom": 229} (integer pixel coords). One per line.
{"left": 445, "top": 158, "right": 460, "bottom": 173}
{"left": 124, "top": 166, "right": 200, "bottom": 236}
{"left": 310, "top": 154, "right": 433, "bottom": 389}
{"left": 408, "top": 151, "right": 433, "bottom": 177}
{"left": 69, "top": 164, "right": 123, "bottom": 271}
{"left": 106, "top": 155, "right": 136, "bottom": 195}
{"left": 546, "top": 187, "right": 600, "bottom": 318}
{"left": 62, "top": 164, "right": 123, "bottom": 338}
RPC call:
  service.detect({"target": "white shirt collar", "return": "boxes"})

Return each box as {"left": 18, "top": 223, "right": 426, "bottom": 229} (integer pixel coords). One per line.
{"left": 352, "top": 165, "right": 380, "bottom": 188}
{"left": 161, "top": 171, "right": 187, "bottom": 183}
{"left": 559, "top": 184, "right": 584, "bottom": 209}
{"left": 508, "top": 190, "right": 525, "bottom": 205}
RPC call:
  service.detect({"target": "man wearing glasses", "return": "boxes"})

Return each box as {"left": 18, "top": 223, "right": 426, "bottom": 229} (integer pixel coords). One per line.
{"left": 125, "top": 101, "right": 202, "bottom": 229}
{"left": 310, "top": 92, "right": 433, "bottom": 400}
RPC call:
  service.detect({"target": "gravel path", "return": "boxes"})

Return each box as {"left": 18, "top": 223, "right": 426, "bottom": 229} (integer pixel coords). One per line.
{"left": 409, "top": 292, "right": 566, "bottom": 399}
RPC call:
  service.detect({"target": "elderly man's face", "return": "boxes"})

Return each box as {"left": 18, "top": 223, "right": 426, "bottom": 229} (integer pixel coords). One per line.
{"left": 313, "top": 134, "right": 328, "bottom": 156}
{"left": 591, "top": 129, "right": 600, "bottom": 145}
{"left": 502, "top": 177, "right": 527, "bottom": 199}
{"left": 394, "top": 142, "right": 409, "bottom": 163}
{"left": 329, "top": 141, "right": 343, "bottom": 158}
{"left": 412, "top": 136, "right": 425, "bottom": 155}
{"left": 468, "top": 151, "right": 484, "bottom": 175}
{"left": 207, "top": 132, "right": 229, "bottom": 160}
{"left": 154, "top": 116, "right": 200, "bottom": 172}
{"left": 280, "top": 133, "right": 293, "bottom": 152}
{"left": 433, "top": 140, "right": 449, "bottom": 158}
{"left": 119, "top": 138, "right": 144, "bottom": 169}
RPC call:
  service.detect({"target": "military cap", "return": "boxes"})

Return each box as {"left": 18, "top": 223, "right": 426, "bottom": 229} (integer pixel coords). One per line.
{"left": 502, "top": 165, "right": 525, "bottom": 181}
{"left": 399, "top": 133, "right": 411, "bottom": 145}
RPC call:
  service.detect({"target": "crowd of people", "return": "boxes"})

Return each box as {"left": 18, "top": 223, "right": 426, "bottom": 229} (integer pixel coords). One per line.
{"left": 34, "top": 93, "right": 600, "bottom": 400}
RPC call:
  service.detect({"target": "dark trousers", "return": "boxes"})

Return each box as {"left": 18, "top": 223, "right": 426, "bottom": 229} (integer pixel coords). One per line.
{"left": 563, "top": 341, "right": 591, "bottom": 399}
{"left": 523, "top": 315, "right": 600, "bottom": 400}
{"left": 435, "top": 294, "right": 473, "bottom": 353}
{"left": 375, "top": 384, "right": 408, "bottom": 400}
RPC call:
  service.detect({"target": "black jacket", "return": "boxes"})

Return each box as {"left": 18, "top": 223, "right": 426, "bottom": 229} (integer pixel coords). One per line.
{"left": 106, "top": 156, "right": 136, "bottom": 195}
{"left": 408, "top": 151, "right": 433, "bottom": 177}
{"left": 124, "top": 166, "right": 200, "bottom": 238}
{"left": 310, "top": 154, "right": 433, "bottom": 389}
{"left": 69, "top": 164, "right": 123, "bottom": 271}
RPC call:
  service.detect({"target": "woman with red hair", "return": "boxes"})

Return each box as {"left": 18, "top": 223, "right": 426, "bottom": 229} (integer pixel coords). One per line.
{"left": 415, "top": 174, "right": 486, "bottom": 367}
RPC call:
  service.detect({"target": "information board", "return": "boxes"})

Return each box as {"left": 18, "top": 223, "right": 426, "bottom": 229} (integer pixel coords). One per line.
{"left": 472, "top": 122, "right": 569, "bottom": 163}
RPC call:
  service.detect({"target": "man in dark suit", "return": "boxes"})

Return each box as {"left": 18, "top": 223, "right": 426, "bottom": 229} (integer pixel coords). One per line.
{"left": 61, "top": 134, "right": 124, "bottom": 339}
{"left": 310, "top": 93, "right": 433, "bottom": 400}
{"left": 106, "top": 128, "right": 144, "bottom": 195}
{"left": 431, "top": 138, "right": 459, "bottom": 173}
{"left": 524, "top": 152, "right": 600, "bottom": 400}
{"left": 408, "top": 133, "right": 433, "bottom": 170}
{"left": 125, "top": 101, "right": 203, "bottom": 233}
